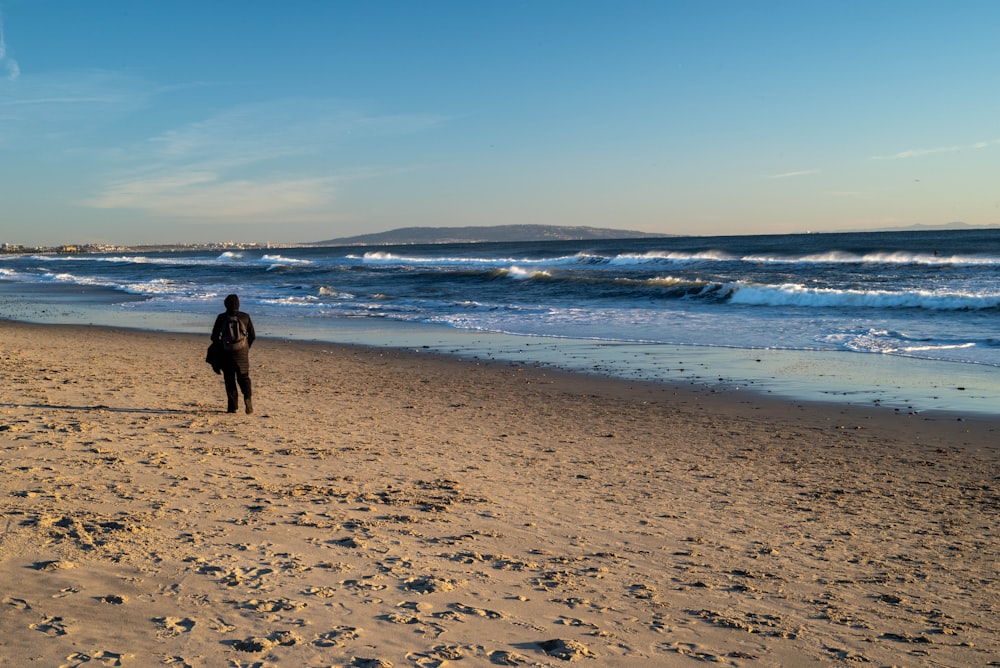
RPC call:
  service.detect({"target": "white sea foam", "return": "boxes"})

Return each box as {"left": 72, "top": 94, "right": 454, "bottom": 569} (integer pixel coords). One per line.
{"left": 261, "top": 254, "right": 313, "bottom": 271}
{"left": 359, "top": 247, "right": 1000, "bottom": 270}
{"left": 609, "top": 250, "right": 736, "bottom": 264}
{"left": 318, "top": 286, "right": 354, "bottom": 298}
{"left": 820, "top": 329, "right": 980, "bottom": 357}
{"left": 361, "top": 251, "right": 577, "bottom": 267}
{"left": 742, "top": 251, "right": 1000, "bottom": 266}
{"left": 261, "top": 295, "right": 324, "bottom": 307}
{"left": 643, "top": 275, "right": 706, "bottom": 288}
{"left": 50, "top": 271, "right": 97, "bottom": 284}
{"left": 505, "top": 266, "right": 551, "bottom": 280}
{"left": 727, "top": 282, "right": 1000, "bottom": 310}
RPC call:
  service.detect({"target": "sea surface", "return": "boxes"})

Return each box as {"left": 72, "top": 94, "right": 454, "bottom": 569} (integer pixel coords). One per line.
{"left": 2, "top": 229, "right": 998, "bottom": 415}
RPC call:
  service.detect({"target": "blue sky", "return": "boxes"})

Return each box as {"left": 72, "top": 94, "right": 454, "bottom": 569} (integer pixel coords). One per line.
{"left": 1, "top": 1, "right": 998, "bottom": 246}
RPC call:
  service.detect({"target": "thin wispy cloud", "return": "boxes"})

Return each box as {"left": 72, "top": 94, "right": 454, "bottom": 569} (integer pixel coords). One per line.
{"left": 871, "top": 139, "right": 999, "bottom": 160}
{"left": 872, "top": 146, "right": 961, "bottom": 160}
{"left": 767, "top": 169, "right": 820, "bottom": 180}
{"left": 0, "top": 70, "right": 159, "bottom": 139}
{"left": 0, "top": 15, "right": 21, "bottom": 81}
{"left": 85, "top": 172, "right": 342, "bottom": 220}
{"left": 0, "top": 70, "right": 157, "bottom": 153}
{"left": 147, "top": 100, "right": 446, "bottom": 163}
{"left": 1, "top": 54, "right": 447, "bottom": 224}
{"left": 83, "top": 99, "right": 449, "bottom": 222}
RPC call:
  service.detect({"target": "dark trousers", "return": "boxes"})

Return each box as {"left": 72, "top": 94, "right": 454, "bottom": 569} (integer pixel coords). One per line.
{"left": 223, "top": 367, "right": 252, "bottom": 412}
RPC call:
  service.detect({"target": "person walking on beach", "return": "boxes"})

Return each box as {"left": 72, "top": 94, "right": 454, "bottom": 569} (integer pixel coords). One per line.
{"left": 211, "top": 294, "right": 256, "bottom": 414}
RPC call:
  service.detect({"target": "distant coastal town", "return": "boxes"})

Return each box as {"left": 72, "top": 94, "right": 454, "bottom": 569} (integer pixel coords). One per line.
{"left": 0, "top": 241, "right": 296, "bottom": 255}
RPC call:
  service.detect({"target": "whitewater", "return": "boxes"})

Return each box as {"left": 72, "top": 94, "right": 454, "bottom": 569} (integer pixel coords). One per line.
{"left": 1, "top": 228, "right": 998, "bottom": 414}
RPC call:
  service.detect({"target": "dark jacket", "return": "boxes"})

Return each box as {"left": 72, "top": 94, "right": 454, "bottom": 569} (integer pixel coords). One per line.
{"left": 211, "top": 309, "right": 256, "bottom": 373}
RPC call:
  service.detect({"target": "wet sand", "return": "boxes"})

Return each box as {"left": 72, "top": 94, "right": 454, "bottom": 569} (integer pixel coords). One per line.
{"left": 0, "top": 319, "right": 997, "bottom": 666}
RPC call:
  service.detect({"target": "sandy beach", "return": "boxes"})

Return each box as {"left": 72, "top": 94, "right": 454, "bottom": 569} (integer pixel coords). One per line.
{"left": 0, "top": 319, "right": 996, "bottom": 666}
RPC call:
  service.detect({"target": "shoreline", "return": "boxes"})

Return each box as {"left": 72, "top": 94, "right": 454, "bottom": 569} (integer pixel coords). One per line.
{"left": 1, "top": 319, "right": 997, "bottom": 664}
{"left": 2, "top": 275, "right": 998, "bottom": 416}
{"left": 9, "top": 316, "right": 1000, "bottom": 426}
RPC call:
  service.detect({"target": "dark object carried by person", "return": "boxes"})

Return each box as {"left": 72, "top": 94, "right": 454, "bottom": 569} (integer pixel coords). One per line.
{"left": 205, "top": 342, "right": 224, "bottom": 374}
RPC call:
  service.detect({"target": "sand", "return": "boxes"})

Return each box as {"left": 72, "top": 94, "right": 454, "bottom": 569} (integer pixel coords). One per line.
{"left": 0, "top": 319, "right": 996, "bottom": 667}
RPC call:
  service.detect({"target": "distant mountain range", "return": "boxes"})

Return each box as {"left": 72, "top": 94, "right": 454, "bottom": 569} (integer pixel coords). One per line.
{"left": 312, "top": 224, "right": 666, "bottom": 246}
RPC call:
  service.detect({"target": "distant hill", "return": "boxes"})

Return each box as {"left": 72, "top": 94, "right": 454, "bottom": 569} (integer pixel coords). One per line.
{"left": 846, "top": 221, "right": 999, "bottom": 233}
{"left": 312, "top": 224, "right": 666, "bottom": 246}
{"left": 868, "top": 222, "right": 995, "bottom": 232}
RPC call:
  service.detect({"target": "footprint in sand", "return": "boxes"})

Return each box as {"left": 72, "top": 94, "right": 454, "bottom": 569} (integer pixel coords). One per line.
{"left": 349, "top": 659, "right": 392, "bottom": 668}
{"left": 207, "top": 617, "right": 236, "bottom": 633}
{"left": 232, "top": 631, "right": 303, "bottom": 652}
{"left": 306, "top": 585, "right": 338, "bottom": 598}
{"left": 313, "top": 625, "right": 361, "bottom": 647}
{"left": 243, "top": 598, "right": 305, "bottom": 613}
{"left": 450, "top": 602, "right": 505, "bottom": 619}
{"left": 538, "top": 638, "right": 597, "bottom": 660}
{"left": 154, "top": 616, "right": 196, "bottom": 639}
{"left": 663, "top": 642, "right": 726, "bottom": 662}
{"left": 52, "top": 587, "right": 80, "bottom": 599}
{"left": 58, "top": 651, "right": 125, "bottom": 667}
{"left": 30, "top": 615, "right": 68, "bottom": 636}
{"left": 2, "top": 596, "right": 31, "bottom": 610}
{"left": 33, "top": 559, "right": 75, "bottom": 572}
{"left": 406, "top": 645, "right": 465, "bottom": 666}
{"left": 402, "top": 575, "right": 465, "bottom": 594}
{"left": 487, "top": 650, "right": 531, "bottom": 665}
{"left": 162, "top": 657, "right": 195, "bottom": 668}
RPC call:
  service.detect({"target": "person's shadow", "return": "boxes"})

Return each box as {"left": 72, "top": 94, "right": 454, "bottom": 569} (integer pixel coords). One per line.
{"left": 0, "top": 402, "right": 192, "bottom": 415}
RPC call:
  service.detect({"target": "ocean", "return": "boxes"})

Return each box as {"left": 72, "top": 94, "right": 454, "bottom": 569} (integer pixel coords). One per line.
{"left": 2, "top": 228, "right": 998, "bottom": 415}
